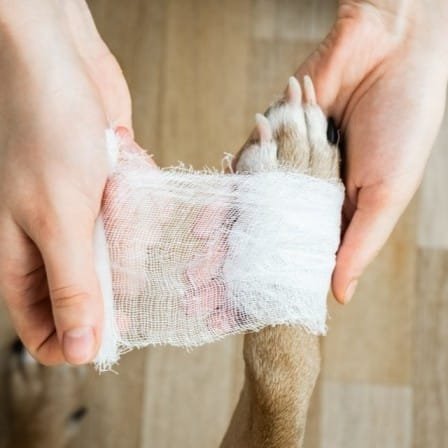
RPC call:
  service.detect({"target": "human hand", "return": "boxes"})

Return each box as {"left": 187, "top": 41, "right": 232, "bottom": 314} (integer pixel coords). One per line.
{"left": 295, "top": 0, "right": 448, "bottom": 302}
{"left": 0, "top": 1, "right": 132, "bottom": 365}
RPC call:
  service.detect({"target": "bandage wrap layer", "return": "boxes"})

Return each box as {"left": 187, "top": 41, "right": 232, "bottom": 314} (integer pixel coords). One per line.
{"left": 94, "top": 136, "right": 344, "bottom": 371}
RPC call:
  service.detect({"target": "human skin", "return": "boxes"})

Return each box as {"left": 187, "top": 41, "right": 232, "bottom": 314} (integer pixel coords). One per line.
{"left": 0, "top": 0, "right": 446, "bottom": 365}
{"left": 0, "top": 0, "right": 132, "bottom": 365}
{"left": 295, "top": 0, "right": 448, "bottom": 302}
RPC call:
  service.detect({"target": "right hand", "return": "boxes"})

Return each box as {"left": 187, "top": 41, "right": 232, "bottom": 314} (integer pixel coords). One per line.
{"left": 0, "top": 1, "right": 132, "bottom": 365}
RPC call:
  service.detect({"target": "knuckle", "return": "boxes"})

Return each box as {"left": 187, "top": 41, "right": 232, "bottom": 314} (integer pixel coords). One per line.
{"left": 20, "top": 200, "right": 61, "bottom": 242}
{"left": 51, "top": 286, "right": 90, "bottom": 310}
{"left": 24, "top": 202, "right": 94, "bottom": 248}
{"left": 361, "top": 181, "right": 407, "bottom": 211}
{"left": 32, "top": 211, "right": 59, "bottom": 240}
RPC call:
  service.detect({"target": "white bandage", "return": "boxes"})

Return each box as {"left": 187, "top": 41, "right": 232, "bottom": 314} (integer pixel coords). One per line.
{"left": 94, "top": 131, "right": 344, "bottom": 371}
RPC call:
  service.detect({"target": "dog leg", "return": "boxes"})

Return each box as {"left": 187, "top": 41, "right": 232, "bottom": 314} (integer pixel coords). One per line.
{"left": 221, "top": 76, "right": 340, "bottom": 448}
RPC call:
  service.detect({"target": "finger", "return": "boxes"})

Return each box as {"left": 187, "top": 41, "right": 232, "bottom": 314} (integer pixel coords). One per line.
{"left": 115, "top": 126, "right": 157, "bottom": 167}
{"left": 36, "top": 217, "right": 103, "bottom": 365}
{"left": 331, "top": 198, "right": 402, "bottom": 304}
{"left": 0, "top": 216, "right": 65, "bottom": 365}
{"left": 1, "top": 270, "right": 64, "bottom": 366}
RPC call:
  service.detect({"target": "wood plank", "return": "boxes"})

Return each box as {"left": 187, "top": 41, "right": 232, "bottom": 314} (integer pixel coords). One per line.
{"left": 323, "top": 199, "right": 418, "bottom": 385}
{"left": 156, "top": 0, "right": 253, "bottom": 168}
{"left": 412, "top": 249, "right": 448, "bottom": 448}
{"left": 69, "top": 351, "right": 146, "bottom": 448}
{"left": 321, "top": 380, "right": 412, "bottom": 448}
{"left": 418, "top": 92, "right": 448, "bottom": 249}
{"left": 141, "top": 338, "right": 244, "bottom": 448}
{"left": 253, "top": 0, "right": 337, "bottom": 41}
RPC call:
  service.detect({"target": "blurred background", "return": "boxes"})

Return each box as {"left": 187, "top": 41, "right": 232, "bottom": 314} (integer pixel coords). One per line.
{"left": 1, "top": 0, "right": 447, "bottom": 447}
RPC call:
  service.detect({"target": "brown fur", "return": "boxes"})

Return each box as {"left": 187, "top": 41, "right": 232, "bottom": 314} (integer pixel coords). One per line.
{"left": 221, "top": 327, "right": 320, "bottom": 447}
{"left": 221, "top": 77, "right": 340, "bottom": 448}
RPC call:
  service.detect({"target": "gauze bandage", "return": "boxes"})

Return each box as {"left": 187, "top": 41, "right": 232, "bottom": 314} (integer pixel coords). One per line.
{"left": 94, "top": 131, "right": 344, "bottom": 371}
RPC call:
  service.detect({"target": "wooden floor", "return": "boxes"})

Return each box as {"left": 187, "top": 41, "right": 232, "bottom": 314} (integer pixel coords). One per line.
{"left": 1, "top": 0, "right": 447, "bottom": 447}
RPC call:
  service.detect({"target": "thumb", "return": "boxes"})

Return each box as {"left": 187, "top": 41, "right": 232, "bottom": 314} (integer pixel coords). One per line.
{"left": 331, "top": 190, "right": 403, "bottom": 304}
{"left": 38, "top": 217, "right": 103, "bottom": 365}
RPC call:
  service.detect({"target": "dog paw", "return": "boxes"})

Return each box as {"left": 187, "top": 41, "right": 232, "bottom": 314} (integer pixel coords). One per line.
{"left": 236, "top": 76, "right": 340, "bottom": 180}
{"left": 6, "top": 338, "right": 89, "bottom": 447}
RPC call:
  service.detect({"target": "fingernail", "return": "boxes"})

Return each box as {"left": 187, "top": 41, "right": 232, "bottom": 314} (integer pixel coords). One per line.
{"left": 63, "top": 326, "right": 95, "bottom": 365}
{"left": 344, "top": 280, "right": 358, "bottom": 303}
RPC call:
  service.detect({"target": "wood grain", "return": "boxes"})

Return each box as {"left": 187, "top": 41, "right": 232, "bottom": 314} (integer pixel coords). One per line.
{"left": 141, "top": 339, "right": 244, "bottom": 448}
{"left": 321, "top": 381, "right": 412, "bottom": 448}
{"left": 69, "top": 351, "right": 146, "bottom": 448}
{"left": 418, "top": 92, "right": 448, "bottom": 249}
{"left": 323, "top": 199, "right": 418, "bottom": 385}
{"left": 412, "top": 249, "right": 448, "bottom": 448}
